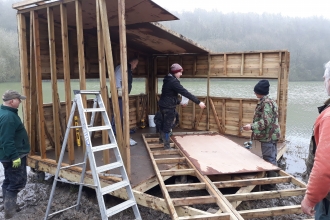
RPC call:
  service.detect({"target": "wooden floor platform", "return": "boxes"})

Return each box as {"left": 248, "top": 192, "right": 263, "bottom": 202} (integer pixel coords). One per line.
{"left": 27, "top": 127, "right": 306, "bottom": 219}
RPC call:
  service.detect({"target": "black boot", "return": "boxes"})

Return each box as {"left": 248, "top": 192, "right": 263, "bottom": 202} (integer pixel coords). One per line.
{"left": 158, "top": 131, "right": 163, "bottom": 144}
{"left": 162, "top": 132, "right": 171, "bottom": 150}
{"left": 4, "top": 190, "right": 17, "bottom": 219}
{"left": 262, "top": 171, "right": 278, "bottom": 191}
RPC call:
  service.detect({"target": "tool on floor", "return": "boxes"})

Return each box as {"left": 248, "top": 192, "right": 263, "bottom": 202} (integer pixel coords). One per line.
{"left": 44, "top": 90, "right": 141, "bottom": 220}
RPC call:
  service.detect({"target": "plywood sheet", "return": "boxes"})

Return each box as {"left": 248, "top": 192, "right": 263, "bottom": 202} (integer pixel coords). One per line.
{"left": 172, "top": 133, "right": 280, "bottom": 175}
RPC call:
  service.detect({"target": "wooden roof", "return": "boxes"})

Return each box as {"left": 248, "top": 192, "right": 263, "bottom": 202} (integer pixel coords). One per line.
{"left": 110, "top": 22, "right": 210, "bottom": 54}
{"left": 14, "top": 0, "right": 178, "bottom": 27}
{"left": 14, "top": 0, "right": 209, "bottom": 54}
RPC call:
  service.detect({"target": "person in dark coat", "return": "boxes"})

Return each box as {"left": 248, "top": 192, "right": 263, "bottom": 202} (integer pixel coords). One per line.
{"left": 158, "top": 63, "right": 206, "bottom": 150}
{"left": 0, "top": 90, "right": 30, "bottom": 219}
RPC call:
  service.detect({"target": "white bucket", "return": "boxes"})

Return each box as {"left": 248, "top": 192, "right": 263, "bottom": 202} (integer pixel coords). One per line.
{"left": 148, "top": 115, "right": 156, "bottom": 127}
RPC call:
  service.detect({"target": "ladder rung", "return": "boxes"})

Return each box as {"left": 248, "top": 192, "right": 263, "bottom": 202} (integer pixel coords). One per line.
{"left": 101, "top": 180, "right": 129, "bottom": 195}
{"left": 96, "top": 162, "right": 123, "bottom": 173}
{"left": 55, "top": 178, "right": 97, "bottom": 188}
{"left": 106, "top": 200, "right": 136, "bottom": 217}
{"left": 48, "top": 204, "right": 79, "bottom": 217}
{"left": 84, "top": 107, "right": 106, "bottom": 113}
{"left": 60, "top": 162, "right": 85, "bottom": 170}
{"left": 78, "top": 90, "right": 100, "bottom": 94}
{"left": 92, "top": 143, "right": 117, "bottom": 152}
{"left": 88, "top": 125, "right": 112, "bottom": 132}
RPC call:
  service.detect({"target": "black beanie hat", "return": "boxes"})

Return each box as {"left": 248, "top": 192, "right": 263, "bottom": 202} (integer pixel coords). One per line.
{"left": 254, "top": 80, "right": 270, "bottom": 95}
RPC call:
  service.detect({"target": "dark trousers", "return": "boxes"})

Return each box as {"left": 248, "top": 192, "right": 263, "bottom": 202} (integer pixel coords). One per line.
{"left": 260, "top": 141, "right": 277, "bottom": 165}
{"left": 1, "top": 156, "right": 27, "bottom": 194}
{"left": 111, "top": 97, "right": 123, "bottom": 135}
{"left": 315, "top": 198, "right": 330, "bottom": 220}
{"left": 159, "top": 108, "right": 176, "bottom": 134}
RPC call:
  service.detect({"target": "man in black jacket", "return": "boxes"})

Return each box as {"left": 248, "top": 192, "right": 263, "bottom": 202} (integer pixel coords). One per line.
{"left": 158, "top": 63, "right": 206, "bottom": 150}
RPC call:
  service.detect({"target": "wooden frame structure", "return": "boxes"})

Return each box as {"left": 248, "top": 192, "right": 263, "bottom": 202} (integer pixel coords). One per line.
{"left": 13, "top": 0, "right": 291, "bottom": 219}
{"left": 143, "top": 132, "right": 305, "bottom": 219}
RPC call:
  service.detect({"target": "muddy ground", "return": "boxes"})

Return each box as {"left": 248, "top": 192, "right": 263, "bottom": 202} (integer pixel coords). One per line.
{"left": 0, "top": 159, "right": 311, "bottom": 220}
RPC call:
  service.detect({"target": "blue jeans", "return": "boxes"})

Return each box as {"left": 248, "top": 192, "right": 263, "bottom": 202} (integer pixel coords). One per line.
{"left": 1, "top": 156, "right": 27, "bottom": 194}
{"left": 260, "top": 141, "right": 277, "bottom": 165}
{"left": 315, "top": 198, "right": 330, "bottom": 220}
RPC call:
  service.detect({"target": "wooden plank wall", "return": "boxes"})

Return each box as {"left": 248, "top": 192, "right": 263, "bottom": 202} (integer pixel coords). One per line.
{"left": 156, "top": 51, "right": 289, "bottom": 141}
{"left": 24, "top": 13, "right": 148, "bottom": 80}
{"left": 42, "top": 95, "right": 148, "bottom": 150}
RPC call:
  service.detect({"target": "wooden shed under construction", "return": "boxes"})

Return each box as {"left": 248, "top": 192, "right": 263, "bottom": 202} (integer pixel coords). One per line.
{"left": 11, "top": 0, "right": 306, "bottom": 219}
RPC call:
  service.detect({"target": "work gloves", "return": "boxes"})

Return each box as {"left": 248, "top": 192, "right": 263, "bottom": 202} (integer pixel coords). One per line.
{"left": 117, "top": 88, "right": 122, "bottom": 97}
{"left": 12, "top": 158, "right": 21, "bottom": 168}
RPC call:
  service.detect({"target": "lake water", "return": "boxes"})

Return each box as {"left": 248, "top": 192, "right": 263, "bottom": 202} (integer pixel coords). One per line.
{"left": 0, "top": 80, "right": 327, "bottom": 177}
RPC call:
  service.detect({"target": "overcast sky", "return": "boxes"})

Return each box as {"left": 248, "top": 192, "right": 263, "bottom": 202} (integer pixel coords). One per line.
{"left": 153, "top": 0, "right": 330, "bottom": 20}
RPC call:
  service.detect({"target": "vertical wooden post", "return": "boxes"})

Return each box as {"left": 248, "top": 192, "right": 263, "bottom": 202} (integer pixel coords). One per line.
{"left": 118, "top": 0, "right": 130, "bottom": 176}
{"left": 60, "top": 3, "right": 75, "bottom": 164}
{"left": 239, "top": 99, "right": 243, "bottom": 136}
{"left": 279, "top": 52, "right": 289, "bottom": 141}
{"left": 75, "top": 0, "right": 87, "bottom": 161}
{"left": 152, "top": 56, "right": 157, "bottom": 114}
{"left": 96, "top": 0, "right": 110, "bottom": 165}
{"left": 98, "top": 0, "right": 125, "bottom": 171}
{"left": 223, "top": 54, "right": 227, "bottom": 76}
{"left": 206, "top": 54, "right": 211, "bottom": 131}
{"left": 75, "top": 0, "right": 86, "bottom": 98}
{"left": 17, "top": 14, "right": 30, "bottom": 135}
{"left": 259, "top": 53, "right": 263, "bottom": 76}
{"left": 193, "top": 55, "right": 197, "bottom": 76}
{"left": 47, "top": 7, "right": 61, "bottom": 162}
{"left": 276, "top": 52, "right": 282, "bottom": 106}
{"left": 222, "top": 99, "right": 226, "bottom": 134}
{"left": 240, "top": 53, "right": 244, "bottom": 76}
{"left": 29, "top": 11, "right": 37, "bottom": 155}
{"left": 32, "top": 10, "right": 46, "bottom": 159}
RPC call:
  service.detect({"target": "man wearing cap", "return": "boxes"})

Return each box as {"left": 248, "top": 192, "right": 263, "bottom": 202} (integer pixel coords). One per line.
{"left": 243, "top": 80, "right": 280, "bottom": 189}
{"left": 158, "top": 63, "right": 206, "bottom": 150}
{"left": 0, "top": 90, "right": 30, "bottom": 218}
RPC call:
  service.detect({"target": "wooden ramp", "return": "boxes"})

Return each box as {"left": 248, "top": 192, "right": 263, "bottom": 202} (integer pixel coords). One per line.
{"left": 143, "top": 132, "right": 306, "bottom": 220}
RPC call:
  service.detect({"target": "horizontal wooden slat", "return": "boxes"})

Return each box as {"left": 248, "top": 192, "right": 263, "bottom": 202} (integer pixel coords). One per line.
{"left": 160, "top": 169, "right": 195, "bottom": 176}
{"left": 172, "top": 196, "right": 216, "bottom": 206}
{"left": 149, "top": 143, "right": 175, "bottom": 149}
{"left": 166, "top": 183, "right": 206, "bottom": 192}
{"left": 225, "top": 188, "right": 306, "bottom": 202}
{"left": 152, "top": 149, "right": 180, "bottom": 156}
{"left": 238, "top": 205, "right": 302, "bottom": 219}
{"left": 214, "top": 176, "right": 292, "bottom": 188}
{"left": 155, "top": 157, "right": 186, "bottom": 164}
{"left": 178, "top": 213, "right": 231, "bottom": 220}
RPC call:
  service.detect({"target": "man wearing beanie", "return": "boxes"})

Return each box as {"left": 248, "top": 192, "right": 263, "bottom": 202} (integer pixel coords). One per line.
{"left": 243, "top": 79, "right": 280, "bottom": 190}
{"left": 158, "top": 63, "right": 206, "bottom": 150}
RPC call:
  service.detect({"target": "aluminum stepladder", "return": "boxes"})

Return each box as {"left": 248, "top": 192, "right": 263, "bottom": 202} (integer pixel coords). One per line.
{"left": 44, "top": 90, "right": 141, "bottom": 220}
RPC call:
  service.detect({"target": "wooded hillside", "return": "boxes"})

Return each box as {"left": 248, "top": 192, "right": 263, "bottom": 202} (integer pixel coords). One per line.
{"left": 0, "top": 1, "right": 329, "bottom": 82}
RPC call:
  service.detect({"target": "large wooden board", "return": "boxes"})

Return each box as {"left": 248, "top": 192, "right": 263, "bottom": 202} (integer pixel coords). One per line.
{"left": 172, "top": 133, "right": 280, "bottom": 175}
